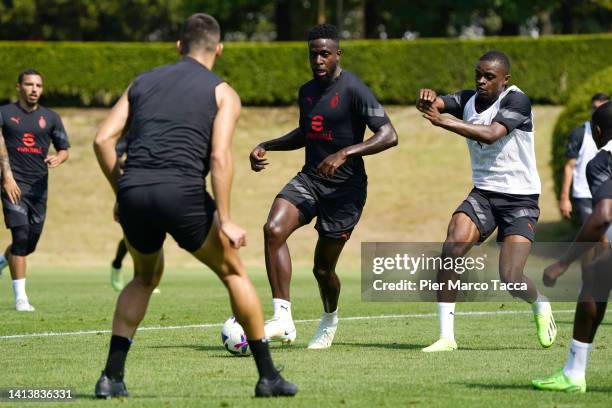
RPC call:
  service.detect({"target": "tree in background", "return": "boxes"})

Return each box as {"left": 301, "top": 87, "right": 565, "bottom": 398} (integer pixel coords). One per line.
{"left": 0, "top": 0, "right": 610, "bottom": 41}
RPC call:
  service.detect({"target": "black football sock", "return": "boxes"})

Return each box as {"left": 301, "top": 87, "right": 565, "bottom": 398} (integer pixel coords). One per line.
{"left": 104, "top": 335, "right": 132, "bottom": 381}
{"left": 111, "top": 240, "right": 128, "bottom": 269}
{"left": 248, "top": 339, "right": 279, "bottom": 380}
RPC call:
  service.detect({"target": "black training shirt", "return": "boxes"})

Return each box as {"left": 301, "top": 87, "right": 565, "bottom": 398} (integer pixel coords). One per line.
{"left": 298, "top": 70, "right": 390, "bottom": 186}
{"left": 0, "top": 103, "right": 70, "bottom": 188}
{"left": 121, "top": 57, "right": 224, "bottom": 187}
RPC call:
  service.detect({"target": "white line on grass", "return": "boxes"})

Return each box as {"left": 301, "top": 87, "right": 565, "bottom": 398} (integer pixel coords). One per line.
{"left": 0, "top": 309, "right": 575, "bottom": 340}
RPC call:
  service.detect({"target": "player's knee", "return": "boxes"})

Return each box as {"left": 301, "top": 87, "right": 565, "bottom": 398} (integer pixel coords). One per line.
{"left": 312, "top": 266, "right": 333, "bottom": 280}
{"left": 498, "top": 269, "right": 519, "bottom": 284}
{"left": 25, "top": 232, "right": 42, "bottom": 255}
{"left": 442, "top": 242, "right": 468, "bottom": 259}
{"left": 10, "top": 227, "right": 29, "bottom": 256}
{"left": 263, "top": 220, "right": 285, "bottom": 241}
{"left": 133, "top": 274, "right": 161, "bottom": 290}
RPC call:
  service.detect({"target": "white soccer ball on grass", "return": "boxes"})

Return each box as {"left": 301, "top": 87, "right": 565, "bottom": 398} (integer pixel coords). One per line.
{"left": 221, "top": 316, "right": 251, "bottom": 356}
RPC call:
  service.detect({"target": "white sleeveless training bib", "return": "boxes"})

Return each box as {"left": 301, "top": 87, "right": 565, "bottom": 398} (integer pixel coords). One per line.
{"left": 572, "top": 121, "right": 598, "bottom": 199}
{"left": 463, "top": 85, "right": 541, "bottom": 195}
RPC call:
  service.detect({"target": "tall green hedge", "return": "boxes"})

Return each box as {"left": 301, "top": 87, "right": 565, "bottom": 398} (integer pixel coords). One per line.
{"left": 551, "top": 65, "right": 612, "bottom": 199}
{"left": 0, "top": 34, "right": 610, "bottom": 106}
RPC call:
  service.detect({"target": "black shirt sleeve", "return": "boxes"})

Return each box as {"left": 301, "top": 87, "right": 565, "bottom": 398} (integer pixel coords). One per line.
{"left": 492, "top": 91, "right": 532, "bottom": 134}
{"left": 51, "top": 112, "right": 70, "bottom": 150}
{"left": 440, "top": 90, "right": 475, "bottom": 119}
{"left": 351, "top": 80, "right": 390, "bottom": 132}
{"left": 565, "top": 125, "right": 585, "bottom": 159}
{"left": 0, "top": 109, "right": 4, "bottom": 127}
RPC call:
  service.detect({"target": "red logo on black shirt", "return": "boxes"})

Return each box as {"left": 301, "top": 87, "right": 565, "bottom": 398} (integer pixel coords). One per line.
{"left": 330, "top": 93, "right": 340, "bottom": 109}
{"left": 22, "top": 133, "right": 36, "bottom": 147}
{"left": 311, "top": 115, "right": 324, "bottom": 132}
{"left": 39, "top": 115, "right": 46, "bottom": 129}
{"left": 10, "top": 116, "right": 20, "bottom": 125}
{"left": 17, "top": 133, "right": 42, "bottom": 154}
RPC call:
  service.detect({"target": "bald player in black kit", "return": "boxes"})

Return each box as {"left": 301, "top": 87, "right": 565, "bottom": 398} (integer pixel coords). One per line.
{"left": 93, "top": 14, "right": 296, "bottom": 398}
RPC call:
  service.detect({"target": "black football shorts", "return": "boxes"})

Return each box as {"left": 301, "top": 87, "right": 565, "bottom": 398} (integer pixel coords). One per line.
{"left": 277, "top": 172, "right": 366, "bottom": 240}
{"left": 455, "top": 187, "right": 540, "bottom": 242}
{"left": 118, "top": 182, "right": 216, "bottom": 253}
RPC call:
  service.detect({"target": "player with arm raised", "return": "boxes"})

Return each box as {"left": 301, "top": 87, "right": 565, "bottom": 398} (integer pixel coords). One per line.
{"left": 417, "top": 51, "right": 556, "bottom": 352}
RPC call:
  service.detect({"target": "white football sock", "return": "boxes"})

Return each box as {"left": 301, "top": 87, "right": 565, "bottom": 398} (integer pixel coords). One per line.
{"left": 322, "top": 309, "right": 338, "bottom": 326}
{"left": 563, "top": 339, "right": 592, "bottom": 381}
{"left": 438, "top": 302, "right": 455, "bottom": 341}
{"left": 272, "top": 298, "right": 292, "bottom": 320}
{"left": 12, "top": 278, "right": 28, "bottom": 302}
{"left": 531, "top": 291, "right": 549, "bottom": 315}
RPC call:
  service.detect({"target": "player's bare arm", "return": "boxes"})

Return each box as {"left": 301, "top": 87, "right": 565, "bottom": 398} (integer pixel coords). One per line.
{"left": 44, "top": 149, "right": 69, "bottom": 168}
{"left": 249, "top": 128, "right": 305, "bottom": 172}
{"left": 94, "top": 88, "right": 130, "bottom": 194}
{"left": 0, "top": 129, "right": 20, "bottom": 204}
{"left": 316, "top": 122, "right": 398, "bottom": 177}
{"left": 417, "top": 88, "right": 445, "bottom": 113}
{"left": 212, "top": 82, "right": 246, "bottom": 249}
{"left": 543, "top": 199, "right": 612, "bottom": 287}
{"left": 423, "top": 104, "right": 508, "bottom": 144}
{"left": 559, "top": 158, "right": 576, "bottom": 218}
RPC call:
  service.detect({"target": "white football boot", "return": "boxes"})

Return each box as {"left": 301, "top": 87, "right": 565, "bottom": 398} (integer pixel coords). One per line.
{"left": 15, "top": 299, "right": 35, "bottom": 312}
{"left": 264, "top": 317, "right": 297, "bottom": 344}
{"left": 307, "top": 315, "right": 337, "bottom": 349}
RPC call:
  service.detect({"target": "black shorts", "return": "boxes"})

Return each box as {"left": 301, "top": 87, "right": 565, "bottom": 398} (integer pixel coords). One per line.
{"left": 117, "top": 183, "right": 216, "bottom": 254}
{"left": 572, "top": 197, "right": 593, "bottom": 226}
{"left": 277, "top": 172, "right": 366, "bottom": 240}
{"left": 455, "top": 187, "right": 540, "bottom": 242}
{"left": 593, "top": 178, "right": 612, "bottom": 206}
{"left": 1, "top": 185, "right": 47, "bottom": 229}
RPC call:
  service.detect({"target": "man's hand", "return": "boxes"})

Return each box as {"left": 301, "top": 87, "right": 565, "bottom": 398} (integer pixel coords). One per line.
{"left": 422, "top": 104, "right": 446, "bottom": 127}
{"left": 559, "top": 197, "right": 572, "bottom": 219}
{"left": 2, "top": 176, "right": 21, "bottom": 204}
{"left": 221, "top": 220, "right": 247, "bottom": 249}
{"left": 417, "top": 88, "right": 438, "bottom": 113}
{"left": 543, "top": 261, "right": 569, "bottom": 287}
{"left": 316, "top": 149, "right": 348, "bottom": 178}
{"left": 44, "top": 154, "right": 65, "bottom": 168}
{"left": 249, "top": 145, "right": 268, "bottom": 172}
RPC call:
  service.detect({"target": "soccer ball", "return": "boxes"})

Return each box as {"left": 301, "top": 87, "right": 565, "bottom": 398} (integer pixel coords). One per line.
{"left": 221, "top": 316, "right": 251, "bottom": 356}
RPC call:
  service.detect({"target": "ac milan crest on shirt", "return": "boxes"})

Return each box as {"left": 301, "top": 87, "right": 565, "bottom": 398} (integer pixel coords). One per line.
{"left": 330, "top": 93, "right": 340, "bottom": 108}
{"left": 39, "top": 115, "right": 46, "bottom": 129}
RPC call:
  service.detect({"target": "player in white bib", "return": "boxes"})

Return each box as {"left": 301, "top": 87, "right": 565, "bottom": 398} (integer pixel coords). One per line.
{"left": 559, "top": 93, "right": 610, "bottom": 228}
{"left": 416, "top": 51, "right": 557, "bottom": 352}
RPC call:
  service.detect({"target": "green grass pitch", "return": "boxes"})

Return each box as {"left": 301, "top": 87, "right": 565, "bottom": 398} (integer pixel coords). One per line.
{"left": 1, "top": 267, "right": 610, "bottom": 407}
